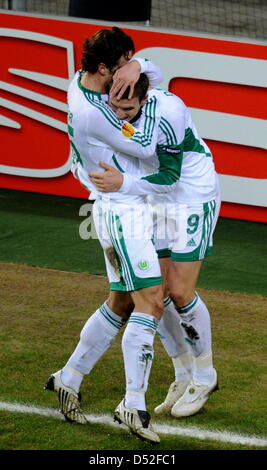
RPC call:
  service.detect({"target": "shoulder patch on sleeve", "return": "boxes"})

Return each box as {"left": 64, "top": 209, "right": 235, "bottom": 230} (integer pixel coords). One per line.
{"left": 121, "top": 122, "right": 135, "bottom": 138}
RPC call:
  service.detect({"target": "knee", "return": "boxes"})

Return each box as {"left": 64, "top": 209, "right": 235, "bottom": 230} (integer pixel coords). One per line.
{"left": 132, "top": 285, "right": 164, "bottom": 320}
{"left": 136, "top": 295, "right": 163, "bottom": 320}
{"left": 146, "top": 295, "right": 164, "bottom": 320}
{"left": 169, "top": 286, "right": 194, "bottom": 308}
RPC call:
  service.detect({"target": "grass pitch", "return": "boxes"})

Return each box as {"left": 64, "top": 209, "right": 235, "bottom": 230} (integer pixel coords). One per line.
{"left": 1, "top": 189, "right": 267, "bottom": 296}
{"left": 1, "top": 263, "right": 266, "bottom": 451}
{"left": 1, "top": 189, "right": 266, "bottom": 451}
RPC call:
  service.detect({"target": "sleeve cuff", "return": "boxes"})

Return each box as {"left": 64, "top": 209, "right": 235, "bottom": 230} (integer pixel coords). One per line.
{"left": 130, "top": 57, "right": 146, "bottom": 73}
{"left": 120, "top": 173, "right": 139, "bottom": 194}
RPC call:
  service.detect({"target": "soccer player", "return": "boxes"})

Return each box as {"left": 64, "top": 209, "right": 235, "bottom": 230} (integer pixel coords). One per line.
{"left": 45, "top": 27, "right": 166, "bottom": 444}
{"left": 90, "top": 78, "right": 221, "bottom": 419}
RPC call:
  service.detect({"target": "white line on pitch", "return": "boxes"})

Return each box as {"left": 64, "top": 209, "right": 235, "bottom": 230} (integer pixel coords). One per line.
{"left": 1, "top": 400, "right": 267, "bottom": 448}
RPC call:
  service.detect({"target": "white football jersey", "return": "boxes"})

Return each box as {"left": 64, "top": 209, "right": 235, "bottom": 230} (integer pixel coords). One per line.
{"left": 68, "top": 58, "right": 163, "bottom": 202}
{"left": 120, "top": 88, "right": 219, "bottom": 203}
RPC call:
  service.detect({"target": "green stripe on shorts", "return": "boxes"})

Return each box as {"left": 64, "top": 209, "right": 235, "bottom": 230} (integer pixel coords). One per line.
{"left": 105, "top": 211, "right": 162, "bottom": 292}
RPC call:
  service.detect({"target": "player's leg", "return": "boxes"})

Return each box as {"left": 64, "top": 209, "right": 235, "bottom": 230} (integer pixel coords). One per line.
{"left": 44, "top": 289, "right": 133, "bottom": 424}
{"left": 154, "top": 257, "right": 193, "bottom": 415}
{"left": 115, "top": 283, "right": 162, "bottom": 443}
{"left": 44, "top": 199, "right": 133, "bottom": 423}
{"left": 150, "top": 198, "right": 194, "bottom": 414}
{"left": 60, "top": 290, "right": 132, "bottom": 389}
{"left": 168, "top": 199, "right": 220, "bottom": 417}
{"left": 169, "top": 259, "right": 216, "bottom": 375}
{"left": 121, "top": 283, "right": 163, "bottom": 409}
{"left": 159, "top": 257, "right": 193, "bottom": 381}
{"left": 167, "top": 259, "right": 218, "bottom": 417}
{"left": 107, "top": 202, "right": 162, "bottom": 442}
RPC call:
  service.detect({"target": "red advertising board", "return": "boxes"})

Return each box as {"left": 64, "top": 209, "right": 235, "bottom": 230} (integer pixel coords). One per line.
{"left": 1, "top": 12, "right": 267, "bottom": 221}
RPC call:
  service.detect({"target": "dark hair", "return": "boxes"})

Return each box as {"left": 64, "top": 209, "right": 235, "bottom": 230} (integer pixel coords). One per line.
{"left": 120, "top": 73, "right": 149, "bottom": 102}
{"left": 81, "top": 27, "right": 135, "bottom": 73}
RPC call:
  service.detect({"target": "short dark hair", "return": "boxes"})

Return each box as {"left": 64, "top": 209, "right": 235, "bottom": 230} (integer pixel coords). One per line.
{"left": 120, "top": 73, "right": 149, "bottom": 102}
{"left": 81, "top": 27, "right": 135, "bottom": 73}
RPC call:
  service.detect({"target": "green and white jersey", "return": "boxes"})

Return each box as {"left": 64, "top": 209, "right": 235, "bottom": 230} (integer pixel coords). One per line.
{"left": 120, "top": 88, "right": 219, "bottom": 203}
{"left": 68, "top": 59, "right": 163, "bottom": 202}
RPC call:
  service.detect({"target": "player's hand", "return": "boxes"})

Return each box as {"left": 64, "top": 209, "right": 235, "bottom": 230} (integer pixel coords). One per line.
{"left": 110, "top": 60, "right": 141, "bottom": 100}
{"left": 89, "top": 162, "right": 124, "bottom": 192}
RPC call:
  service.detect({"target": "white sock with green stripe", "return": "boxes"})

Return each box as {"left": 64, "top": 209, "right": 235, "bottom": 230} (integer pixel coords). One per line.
{"left": 175, "top": 293, "right": 216, "bottom": 386}
{"left": 122, "top": 312, "right": 158, "bottom": 411}
{"left": 157, "top": 298, "right": 192, "bottom": 382}
{"left": 61, "top": 302, "right": 126, "bottom": 392}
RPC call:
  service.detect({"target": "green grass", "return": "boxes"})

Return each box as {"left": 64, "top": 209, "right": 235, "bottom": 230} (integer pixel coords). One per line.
{"left": 0, "top": 263, "right": 266, "bottom": 451}
{"left": 0, "top": 189, "right": 267, "bottom": 296}
{"left": 200, "top": 218, "right": 267, "bottom": 295}
{"left": 1, "top": 189, "right": 267, "bottom": 452}
{"left": 0, "top": 189, "right": 104, "bottom": 274}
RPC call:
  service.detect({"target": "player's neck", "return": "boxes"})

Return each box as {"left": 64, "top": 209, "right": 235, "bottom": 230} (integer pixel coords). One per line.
{"left": 80, "top": 71, "right": 107, "bottom": 94}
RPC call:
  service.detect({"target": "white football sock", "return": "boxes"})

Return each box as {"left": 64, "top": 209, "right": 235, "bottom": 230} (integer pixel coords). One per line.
{"left": 176, "top": 293, "right": 216, "bottom": 385}
{"left": 172, "top": 352, "right": 193, "bottom": 382}
{"left": 61, "top": 302, "right": 126, "bottom": 392}
{"left": 157, "top": 298, "right": 192, "bottom": 381}
{"left": 193, "top": 351, "right": 216, "bottom": 385}
{"left": 60, "top": 366, "right": 83, "bottom": 393}
{"left": 122, "top": 312, "right": 158, "bottom": 411}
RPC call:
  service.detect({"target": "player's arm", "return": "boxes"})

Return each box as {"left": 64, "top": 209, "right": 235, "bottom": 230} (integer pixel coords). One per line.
{"left": 90, "top": 105, "right": 187, "bottom": 195}
{"left": 110, "top": 57, "right": 163, "bottom": 100}
{"left": 128, "top": 105, "right": 186, "bottom": 194}
{"left": 90, "top": 144, "right": 183, "bottom": 195}
{"left": 87, "top": 97, "right": 160, "bottom": 159}
{"left": 122, "top": 144, "right": 183, "bottom": 195}
{"left": 133, "top": 58, "right": 163, "bottom": 88}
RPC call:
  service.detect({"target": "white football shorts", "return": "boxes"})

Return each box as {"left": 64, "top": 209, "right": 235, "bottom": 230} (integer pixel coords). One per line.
{"left": 151, "top": 193, "right": 221, "bottom": 262}
{"left": 93, "top": 198, "right": 162, "bottom": 291}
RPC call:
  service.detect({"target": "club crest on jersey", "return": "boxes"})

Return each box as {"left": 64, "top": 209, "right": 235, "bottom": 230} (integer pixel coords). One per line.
{"left": 121, "top": 122, "right": 135, "bottom": 138}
